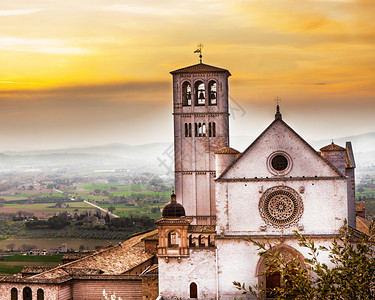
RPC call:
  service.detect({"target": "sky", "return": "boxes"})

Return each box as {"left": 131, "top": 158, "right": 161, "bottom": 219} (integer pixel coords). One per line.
{"left": 0, "top": 0, "right": 374, "bottom": 151}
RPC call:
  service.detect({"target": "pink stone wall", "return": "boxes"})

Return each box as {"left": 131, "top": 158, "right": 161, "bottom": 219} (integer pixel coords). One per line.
{"left": 72, "top": 279, "right": 142, "bottom": 300}
{"left": 0, "top": 283, "right": 60, "bottom": 300}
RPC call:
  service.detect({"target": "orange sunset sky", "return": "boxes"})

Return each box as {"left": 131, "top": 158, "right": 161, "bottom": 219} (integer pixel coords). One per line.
{"left": 0, "top": 0, "right": 374, "bottom": 151}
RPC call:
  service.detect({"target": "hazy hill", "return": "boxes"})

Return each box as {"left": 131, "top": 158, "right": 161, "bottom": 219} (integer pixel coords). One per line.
{"left": 0, "top": 143, "right": 173, "bottom": 173}
{"left": 230, "top": 132, "right": 375, "bottom": 153}
{"left": 0, "top": 133, "right": 373, "bottom": 173}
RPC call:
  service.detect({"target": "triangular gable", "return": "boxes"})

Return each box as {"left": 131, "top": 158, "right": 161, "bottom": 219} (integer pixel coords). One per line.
{"left": 218, "top": 118, "right": 344, "bottom": 180}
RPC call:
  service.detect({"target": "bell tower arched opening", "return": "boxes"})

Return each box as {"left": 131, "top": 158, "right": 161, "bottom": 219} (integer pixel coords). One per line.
{"left": 208, "top": 81, "right": 217, "bottom": 105}
{"left": 182, "top": 81, "right": 192, "bottom": 106}
{"left": 195, "top": 81, "right": 206, "bottom": 106}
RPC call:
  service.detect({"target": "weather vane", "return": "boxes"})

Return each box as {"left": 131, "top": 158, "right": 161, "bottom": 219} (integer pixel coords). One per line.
{"left": 194, "top": 43, "right": 204, "bottom": 63}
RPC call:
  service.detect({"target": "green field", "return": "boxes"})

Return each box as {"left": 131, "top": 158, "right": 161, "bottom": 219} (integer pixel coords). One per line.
{"left": 357, "top": 190, "right": 375, "bottom": 197}
{"left": 0, "top": 181, "right": 168, "bottom": 244}
{"left": 4, "top": 202, "right": 93, "bottom": 210}
{"left": 82, "top": 183, "right": 148, "bottom": 191}
{"left": 2, "top": 193, "right": 63, "bottom": 201}
{"left": 3, "top": 254, "right": 63, "bottom": 262}
{"left": 1, "top": 202, "right": 97, "bottom": 218}
{"left": 99, "top": 203, "right": 162, "bottom": 218}
{"left": 0, "top": 254, "right": 63, "bottom": 276}
{"left": 0, "top": 238, "right": 121, "bottom": 252}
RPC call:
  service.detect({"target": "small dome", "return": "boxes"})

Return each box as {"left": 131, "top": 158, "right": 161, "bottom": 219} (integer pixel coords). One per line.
{"left": 320, "top": 142, "right": 345, "bottom": 151}
{"left": 162, "top": 193, "right": 186, "bottom": 218}
{"left": 214, "top": 146, "right": 240, "bottom": 154}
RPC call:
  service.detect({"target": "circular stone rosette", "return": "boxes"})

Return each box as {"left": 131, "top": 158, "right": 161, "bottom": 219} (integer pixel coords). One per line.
{"left": 267, "top": 151, "right": 293, "bottom": 176}
{"left": 259, "top": 186, "right": 303, "bottom": 228}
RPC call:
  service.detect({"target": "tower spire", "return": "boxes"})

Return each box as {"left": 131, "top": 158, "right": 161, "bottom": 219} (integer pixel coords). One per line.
{"left": 274, "top": 97, "right": 282, "bottom": 120}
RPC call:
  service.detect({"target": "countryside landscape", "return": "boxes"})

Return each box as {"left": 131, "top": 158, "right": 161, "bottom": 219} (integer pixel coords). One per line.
{"left": 0, "top": 133, "right": 374, "bottom": 277}
{"left": 0, "top": 143, "right": 175, "bottom": 276}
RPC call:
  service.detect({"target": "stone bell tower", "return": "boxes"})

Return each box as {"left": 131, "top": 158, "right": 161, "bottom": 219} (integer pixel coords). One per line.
{"left": 170, "top": 62, "right": 231, "bottom": 224}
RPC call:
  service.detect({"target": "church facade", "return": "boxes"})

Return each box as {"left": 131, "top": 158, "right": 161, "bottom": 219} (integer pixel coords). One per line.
{"left": 157, "top": 62, "right": 356, "bottom": 299}
{"left": 0, "top": 61, "right": 357, "bottom": 300}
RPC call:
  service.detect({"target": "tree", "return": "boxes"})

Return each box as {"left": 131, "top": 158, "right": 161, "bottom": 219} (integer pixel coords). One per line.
{"left": 6, "top": 243, "right": 15, "bottom": 251}
{"left": 234, "top": 220, "right": 375, "bottom": 299}
{"left": 104, "top": 213, "right": 110, "bottom": 224}
{"left": 108, "top": 206, "right": 115, "bottom": 213}
{"left": 20, "top": 244, "right": 37, "bottom": 251}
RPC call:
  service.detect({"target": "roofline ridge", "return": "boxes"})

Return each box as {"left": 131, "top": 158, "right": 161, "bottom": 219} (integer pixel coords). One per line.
{"left": 216, "top": 118, "right": 345, "bottom": 180}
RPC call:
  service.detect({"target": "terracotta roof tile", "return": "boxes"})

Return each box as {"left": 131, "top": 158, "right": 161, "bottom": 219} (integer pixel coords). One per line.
{"left": 214, "top": 147, "right": 240, "bottom": 154}
{"left": 21, "top": 266, "right": 53, "bottom": 274}
{"left": 29, "top": 230, "right": 158, "bottom": 281}
{"left": 320, "top": 143, "right": 346, "bottom": 151}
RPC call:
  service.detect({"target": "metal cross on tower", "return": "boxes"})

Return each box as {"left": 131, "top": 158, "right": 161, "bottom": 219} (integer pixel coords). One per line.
{"left": 274, "top": 97, "right": 282, "bottom": 120}
{"left": 274, "top": 96, "right": 281, "bottom": 106}
{"left": 194, "top": 43, "right": 204, "bottom": 63}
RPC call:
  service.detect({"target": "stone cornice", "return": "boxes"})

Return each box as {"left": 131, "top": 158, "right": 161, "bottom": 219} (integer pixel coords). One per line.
{"left": 215, "top": 176, "right": 346, "bottom": 182}
{"left": 173, "top": 112, "right": 229, "bottom": 116}
{"left": 215, "top": 234, "right": 339, "bottom": 240}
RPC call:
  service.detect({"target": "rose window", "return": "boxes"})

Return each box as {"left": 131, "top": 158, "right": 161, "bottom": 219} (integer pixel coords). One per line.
{"left": 259, "top": 186, "right": 303, "bottom": 228}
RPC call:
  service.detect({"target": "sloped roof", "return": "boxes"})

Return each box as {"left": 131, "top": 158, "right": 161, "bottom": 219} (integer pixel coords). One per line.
{"left": 170, "top": 63, "right": 231, "bottom": 76}
{"left": 214, "top": 147, "right": 240, "bottom": 154}
{"left": 320, "top": 143, "right": 346, "bottom": 151}
{"left": 25, "top": 229, "right": 158, "bottom": 282}
{"left": 356, "top": 216, "right": 372, "bottom": 236}
{"left": 21, "top": 266, "right": 53, "bottom": 274}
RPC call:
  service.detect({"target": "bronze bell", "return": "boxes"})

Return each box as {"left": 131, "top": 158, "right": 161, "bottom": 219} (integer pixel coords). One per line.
{"left": 198, "top": 91, "right": 205, "bottom": 99}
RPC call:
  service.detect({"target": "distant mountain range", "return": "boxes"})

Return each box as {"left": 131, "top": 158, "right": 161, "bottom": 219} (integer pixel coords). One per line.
{"left": 0, "top": 132, "right": 374, "bottom": 173}
{"left": 230, "top": 132, "right": 375, "bottom": 153}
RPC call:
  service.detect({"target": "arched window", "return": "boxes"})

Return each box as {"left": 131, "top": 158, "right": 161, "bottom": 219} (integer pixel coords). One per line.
{"left": 190, "top": 282, "right": 198, "bottom": 298}
{"left": 257, "top": 245, "right": 306, "bottom": 299}
{"left": 208, "top": 81, "right": 217, "bottom": 105}
{"left": 195, "top": 81, "right": 205, "bottom": 105}
{"left": 23, "top": 287, "right": 32, "bottom": 300}
{"left": 208, "top": 122, "right": 216, "bottom": 137}
{"left": 11, "top": 287, "right": 18, "bottom": 300}
{"left": 189, "top": 235, "right": 196, "bottom": 247}
{"left": 195, "top": 123, "right": 206, "bottom": 137}
{"left": 182, "top": 82, "right": 192, "bottom": 106}
{"left": 168, "top": 231, "right": 179, "bottom": 248}
{"left": 198, "top": 235, "right": 205, "bottom": 247}
{"left": 184, "top": 123, "right": 192, "bottom": 137}
{"left": 37, "top": 288, "right": 44, "bottom": 300}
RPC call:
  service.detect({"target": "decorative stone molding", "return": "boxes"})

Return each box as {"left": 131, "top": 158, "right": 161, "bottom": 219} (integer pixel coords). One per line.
{"left": 267, "top": 151, "right": 293, "bottom": 176}
{"left": 258, "top": 185, "right": 263, "bottom": 193}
